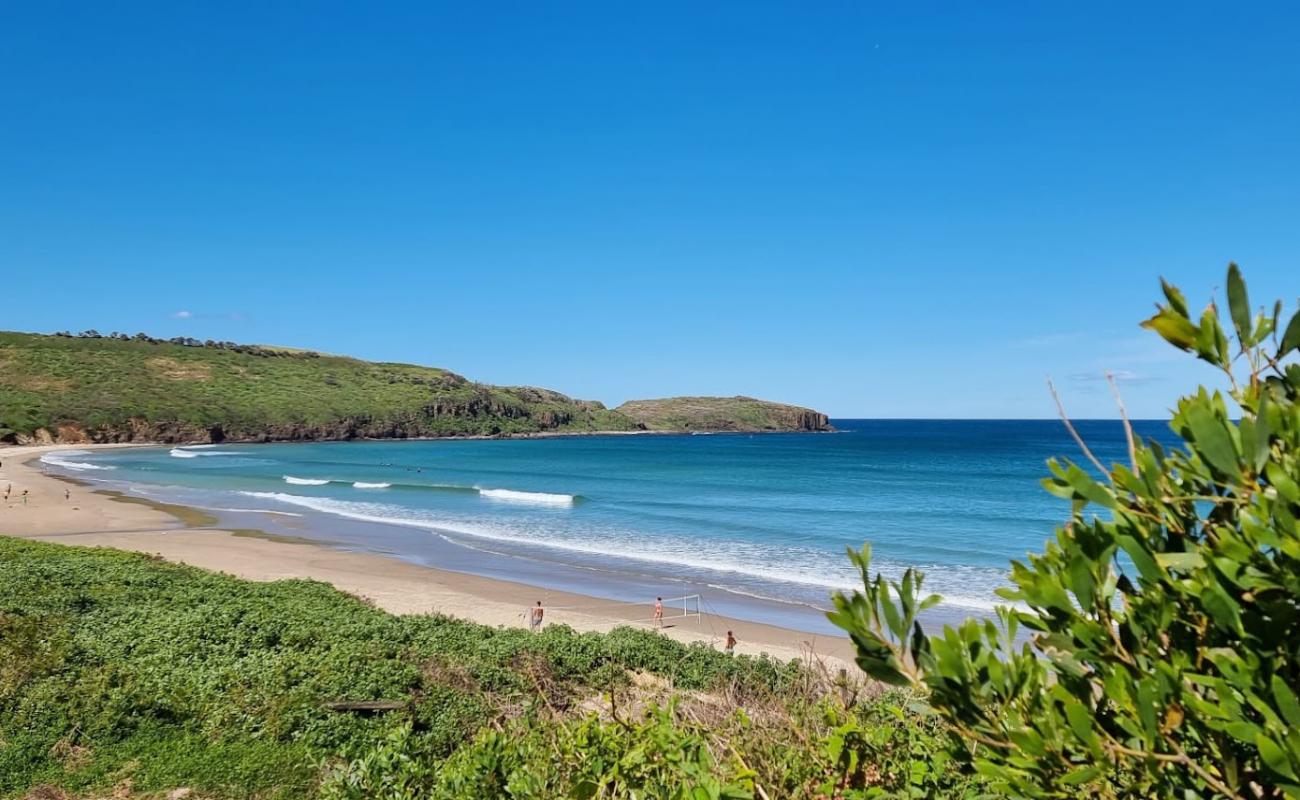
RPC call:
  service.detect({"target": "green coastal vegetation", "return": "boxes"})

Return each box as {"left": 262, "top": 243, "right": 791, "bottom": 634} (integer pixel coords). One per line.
{"left": 0, "top": 331, "right": 828, "bottom": 444}
{"left": 3, "top": 266, "right": 1299, "bottom": 799}
{"left": 0, "top": 537, "right": 966, "bottom": 799}
{"left": 0, "top": 331, "right": 630, "bottom": 443}
{"left": 614, "top": 396, "right": 830, "bottom": 433}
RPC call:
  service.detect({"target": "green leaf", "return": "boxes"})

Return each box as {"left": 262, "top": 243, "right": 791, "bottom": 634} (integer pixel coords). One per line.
{"left": 1118, "top": 535, "right": 1163, "bottom": 584}
{"left": 1154, "top": 552, "right": 1204, "bottom": 572}
{"left": 1142, "top": 308, "right": 1198, "bottom": 351}
{"left": 1281, "top": 309, "right": 1300, "bottom": 357}
{"left": 1202, "top": 583, "right": 1244, "bottom": 634}
{"left": 1226, "top": 720, "right": 1263, "bottom": 745}
{"left": 1161, "top": 278, "right": 1189, "bottom": 317}
{"left": 1184, "top": 403, "right": 1240, "bottom": 476}
{"left": 1251, "top": 396, "right": 1274, "bottom": 473}
{"left": 1259, "top": 733, "right": 1298, "bottom": 780}
{"left": 1274, "top": 675, "right": 1300, "bottom": 729}
{"left": 1227, "top": 262, "right": 1252, "bottom": 345}
{"left": 1064, "top": 466, "right": 1117, "bottom": 509}
{"left": 1267, "top": 462, "right": 1300, "bottom": 503}
{"left": 1196, "top": 307, "right": 1225, "bottom": 363}
{"left": 1061, "top": 764, "right": 1102, "bottom": 785}
{"left": 1063, "top": 699, "right": 1096, "bottom": 746}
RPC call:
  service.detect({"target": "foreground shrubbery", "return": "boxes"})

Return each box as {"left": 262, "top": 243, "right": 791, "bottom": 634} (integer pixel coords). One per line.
{"left": 832, "top": 266, "right": 1300, "bottom": 798}
{"left": 323, "top": 692, "right": 971, "bottom": 799}
{"left": 0, "top": 537, "right": 969, "bottom": 799}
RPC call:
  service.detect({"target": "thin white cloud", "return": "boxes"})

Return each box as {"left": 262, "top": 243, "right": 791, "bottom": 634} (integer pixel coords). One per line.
{"left": 168, "top": 310, "right": 246, "bottom": 322}
{"left": 1069, "top": 369, "right": 1154, "bottom": 385}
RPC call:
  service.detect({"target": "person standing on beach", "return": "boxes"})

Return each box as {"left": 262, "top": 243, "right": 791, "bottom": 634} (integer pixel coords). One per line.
{"left": 724, "top": 630, "right": 736, "bottom": 655}
{"left": 21, "top": 489, "right": 29, "bottom": 505}
{"left": 65, "top": 488, "right": 71, "bottom": 501}
{"left": 530, "top": 601, "right": 544, "bottom": 632}
{"left": 654, "top": 597, "right": 664, "bottom": 628}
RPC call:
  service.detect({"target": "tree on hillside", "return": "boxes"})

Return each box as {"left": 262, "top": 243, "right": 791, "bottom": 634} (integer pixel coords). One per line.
{"left": 830, "top": 264, "right": 1300, "bottom": 798}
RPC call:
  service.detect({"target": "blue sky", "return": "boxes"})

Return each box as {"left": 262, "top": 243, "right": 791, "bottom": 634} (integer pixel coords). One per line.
{"left": 2, "top": 2, "right": 1297, "bottom": 418}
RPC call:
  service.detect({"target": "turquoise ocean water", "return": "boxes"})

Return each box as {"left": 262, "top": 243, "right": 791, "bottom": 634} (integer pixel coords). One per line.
{"left": 40, "top": 420, "right": 1172, "bottom": 634}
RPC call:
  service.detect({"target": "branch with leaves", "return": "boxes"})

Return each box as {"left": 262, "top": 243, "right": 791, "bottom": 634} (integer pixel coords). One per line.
{"left": 829, "top": 264, "right": 1300, "bottom": 799}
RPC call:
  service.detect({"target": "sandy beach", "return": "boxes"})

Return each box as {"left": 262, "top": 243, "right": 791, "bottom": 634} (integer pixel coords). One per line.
{"left": 0, "top": 444, "right": 856, "bottom": 667}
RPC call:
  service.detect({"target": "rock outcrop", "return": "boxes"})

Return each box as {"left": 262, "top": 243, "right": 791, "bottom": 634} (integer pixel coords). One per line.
{"left": 614, "top": 396, "right": 832, "bottom": 433}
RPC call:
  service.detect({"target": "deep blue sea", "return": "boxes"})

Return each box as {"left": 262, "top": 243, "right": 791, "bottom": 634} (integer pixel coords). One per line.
{"left": 42, "top": 420, "right": 1175, "bottom": 634}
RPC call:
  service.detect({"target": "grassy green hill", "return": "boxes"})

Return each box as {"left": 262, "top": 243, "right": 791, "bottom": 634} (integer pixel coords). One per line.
{"left": 0, "top": 332, "right": 831, "bottom": 444}
{"left": 0, "top": 331, "right": 635, "bottom": 443}
{"left": 615, "top": 396, "right": 832, "bottom": 432}
{"left": 0, "top": 537, "right": 966, "bottom": 799}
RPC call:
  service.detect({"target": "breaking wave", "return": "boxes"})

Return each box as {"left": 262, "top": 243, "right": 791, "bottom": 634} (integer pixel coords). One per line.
{"left": 170, "top": 447, "right": 250, "bottom": 458}
{"left": 232, "top": 492, "right": 1009, "bottom": 612}
{"left": 40, "top": 451, "right": 115, "bottom": 471}
{"left": 283, "top": 475, "right": 331, "bottom": 486}
{"left": 353, "top": 482, "right": 392, "bottom": 489}
{"left": 477, "top": 488, "right": 576, "bottom": 506}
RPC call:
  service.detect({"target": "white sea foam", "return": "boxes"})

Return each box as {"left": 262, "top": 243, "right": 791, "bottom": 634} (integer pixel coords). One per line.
{"left": 40, "top": 451, "right": 115, "bottom": 471}
{"left": 171, "top": 447, "right": 249, "bottom": 458}
{"left": 233, "top": 491, "right": 1011, "bottom": 611}
{"left": 283, "top": 476, "right": 331, "bottom": 486}
{"left": 477, "top": 488, "right": 575, "bottom": 506}
{"left": 353, "top": 482, "right": 392, "bottom": 489}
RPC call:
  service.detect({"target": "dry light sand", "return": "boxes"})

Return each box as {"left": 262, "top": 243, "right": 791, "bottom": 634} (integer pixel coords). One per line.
{"left": 0, "top": 444, "right": 857, "bottom": 668}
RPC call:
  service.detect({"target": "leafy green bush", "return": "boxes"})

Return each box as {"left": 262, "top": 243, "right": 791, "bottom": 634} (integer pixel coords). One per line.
{"left": 321, "top": 694, "right": 974, "bottom": 800}
{"left": 829, "top": 264, "right": 1300, "bottom": 798}
{"left": 325, "top": 707, "right": 756, "bottom": 800}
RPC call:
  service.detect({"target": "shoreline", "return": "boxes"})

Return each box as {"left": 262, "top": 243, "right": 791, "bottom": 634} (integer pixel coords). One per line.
{"left": 0, "top": 444, "right": 857, "bottom": 668}
{"left": 3, "top": 424, "right": 836, "bottom": 448}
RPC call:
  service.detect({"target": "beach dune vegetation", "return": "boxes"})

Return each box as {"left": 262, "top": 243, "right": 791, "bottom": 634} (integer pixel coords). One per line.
{"left": 0, "top": 537, "right": 969, "bottom": 799}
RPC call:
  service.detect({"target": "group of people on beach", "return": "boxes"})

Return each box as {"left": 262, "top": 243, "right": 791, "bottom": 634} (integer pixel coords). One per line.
{"left": 3, "top": 484, "right": 30, "bottom": 504}
{"left": 527, "top": 597, "right": 737, "bottom": 655}
{"left": 2, "top": 484, "right": 67, "bottom": 505}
